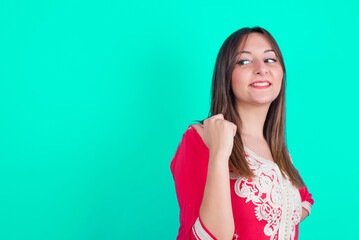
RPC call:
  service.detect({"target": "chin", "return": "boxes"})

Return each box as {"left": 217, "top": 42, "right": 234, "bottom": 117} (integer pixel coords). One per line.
{"left": 251, "top": 98, "right": 277, "bottom": 106}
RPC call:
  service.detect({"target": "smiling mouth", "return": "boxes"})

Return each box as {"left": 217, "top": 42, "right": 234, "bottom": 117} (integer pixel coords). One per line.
{"left": 250, "top": 82, "right": 271, "bottom": 87}
{"left": 250, "top": 83, "right": 271, "bottom": 89}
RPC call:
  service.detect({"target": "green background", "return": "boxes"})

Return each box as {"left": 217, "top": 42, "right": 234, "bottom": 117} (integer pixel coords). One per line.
{"left": 1, "top": 0, "right": 358, "bottom": 239}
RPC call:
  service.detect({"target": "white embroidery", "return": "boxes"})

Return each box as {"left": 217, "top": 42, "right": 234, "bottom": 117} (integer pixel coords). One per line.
{"left": 281, "top": 174, "right": 302, "bottom": 240}
{"left": 232, "top": 147, "right": 302, "bottom": 240}
{"left": 192, "top": 217, "right": 214, "bottom": 240}
{"left": 302, "top": 201, "right": 312, "bottom": 215}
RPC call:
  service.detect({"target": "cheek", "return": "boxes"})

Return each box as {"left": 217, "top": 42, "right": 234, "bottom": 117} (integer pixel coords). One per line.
{"left": 274, "top": 68, "right": 284, "bottom": 92}
{"left": 231, "top": 71, "right": 237, "bottom": 88}
{"left": 275, "top": 67, "right": 284, "bottom": 82}
{"left": 231, "top": 70, "right": 246, "bottom": 88}
{"left": 231, "top": 71, "right": 248, "bottom": 99}
{"left": 231, "top": 74, "right": 242, "bottom": 96}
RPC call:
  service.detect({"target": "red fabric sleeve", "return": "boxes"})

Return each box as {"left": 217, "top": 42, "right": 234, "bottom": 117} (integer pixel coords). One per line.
{"left": 170, "top": 125, "right": 239, "bottom": 240}
{"left": 170, "top": 126, "right": 214, "bottom": 239}
{"left": 298, "top": 185, "right": 314, "bottom": 215}
{"left": 289, "top": 153, "right": 314, "bottom": 215}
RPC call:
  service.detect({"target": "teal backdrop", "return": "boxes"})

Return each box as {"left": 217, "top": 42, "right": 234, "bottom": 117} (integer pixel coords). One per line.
{"left": 1, "top": 0, "right": 358, "bottom": 239}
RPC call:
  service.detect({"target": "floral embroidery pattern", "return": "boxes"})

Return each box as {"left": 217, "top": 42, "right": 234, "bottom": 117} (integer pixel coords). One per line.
{"left": 231, "top": 151, "right": 302, "bottom": 240}
{"left": 288, "top": 180, "right": 302, "bottom": 240}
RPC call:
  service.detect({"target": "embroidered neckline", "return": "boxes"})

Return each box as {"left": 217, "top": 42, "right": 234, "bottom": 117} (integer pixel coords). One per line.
{"left": 234, "top": 147, "right": 302, "bottom": 240}
{"left": 243, "top": 146, "right": 276, "bottom": 167}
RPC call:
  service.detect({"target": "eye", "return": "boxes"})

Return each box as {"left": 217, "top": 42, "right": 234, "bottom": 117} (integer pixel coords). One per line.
{"left": 237, "top": 59, "right": 251, "bottom": 65}
{"left": 265, "top": 58, "right": 277, "bottom": 63}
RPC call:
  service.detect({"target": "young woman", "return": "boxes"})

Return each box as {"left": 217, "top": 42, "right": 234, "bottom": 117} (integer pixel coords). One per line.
{"left": 170, "top": 27, "right": 314, "bottom": 240}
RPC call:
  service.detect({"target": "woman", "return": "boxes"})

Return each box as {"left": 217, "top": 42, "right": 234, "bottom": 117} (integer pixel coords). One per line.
{"left": 170, "top": 26, "right": 314, "bottom": 240}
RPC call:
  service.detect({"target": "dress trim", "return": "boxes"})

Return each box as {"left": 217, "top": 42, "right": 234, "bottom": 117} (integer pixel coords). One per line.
{"left": 192, "top": 217, "right": 214, "bottom": 240}
{"left": 301, "top": 201, "right": 312, "bottom": 215}
{"left": 243, "top": 146, "right": 276, "bottom": 166}
{"left": 232, "top": 147, "right": 302, "bottom": 240}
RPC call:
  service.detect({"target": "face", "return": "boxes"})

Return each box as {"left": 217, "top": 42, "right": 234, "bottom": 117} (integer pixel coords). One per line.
{"left": 231, "top": 33, "right": 283, "bottom": 107}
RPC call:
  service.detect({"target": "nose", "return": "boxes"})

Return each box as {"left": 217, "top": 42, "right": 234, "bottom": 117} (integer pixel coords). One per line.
{"left": 254, "top": 60, "right": 268, "bottom": 76}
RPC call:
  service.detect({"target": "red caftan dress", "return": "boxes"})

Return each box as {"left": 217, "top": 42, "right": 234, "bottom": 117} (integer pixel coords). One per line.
{"left": 170, "top": 125, "right": 314, "bottom": 240}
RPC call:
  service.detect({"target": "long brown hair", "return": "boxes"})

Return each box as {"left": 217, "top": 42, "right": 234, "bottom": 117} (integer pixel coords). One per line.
{"left": 194, "top": 26, "right": 305, "bottom": 188}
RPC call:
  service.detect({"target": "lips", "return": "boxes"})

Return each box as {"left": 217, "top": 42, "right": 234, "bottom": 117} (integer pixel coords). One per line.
{"left": 249, "top": 80, "right": 271, "bottom": 86}
{"left": 249, "top": 80, "right": 272, "bottom": 89}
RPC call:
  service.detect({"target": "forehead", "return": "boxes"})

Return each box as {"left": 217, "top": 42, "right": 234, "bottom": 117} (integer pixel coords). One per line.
{"left": 237, "top": 33, "right": 273, "bottom": 52}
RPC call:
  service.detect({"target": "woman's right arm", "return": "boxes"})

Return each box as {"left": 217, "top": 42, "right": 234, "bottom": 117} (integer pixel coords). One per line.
{"left": 199, "top": 114, "right": 237, "bottom": 240}
{"left": 171, "top": 114, "right": 237, "bottom": 240}
{"left": 199, "top": 152, "right": 235, "bottom": 240}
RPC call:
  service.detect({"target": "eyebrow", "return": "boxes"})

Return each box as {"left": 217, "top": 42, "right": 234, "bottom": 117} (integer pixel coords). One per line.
{"left": 236, "top": 49, "right": 275, "bottom": 56}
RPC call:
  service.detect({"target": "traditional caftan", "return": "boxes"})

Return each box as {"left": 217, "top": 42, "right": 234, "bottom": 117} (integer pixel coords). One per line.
{"left": 170, "top": 125, "right": 314, "bottom": 240}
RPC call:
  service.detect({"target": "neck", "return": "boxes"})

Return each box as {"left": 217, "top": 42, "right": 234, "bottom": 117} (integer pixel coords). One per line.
{"left": 236, "top": 102, "right": 270, "bottom": 140}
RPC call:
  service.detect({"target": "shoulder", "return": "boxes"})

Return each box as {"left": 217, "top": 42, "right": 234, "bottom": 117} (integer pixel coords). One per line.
{"left": 185, "top": 124, "right": 207, "bottom": 148}
{"left": 177, "top": 123, "right": 208, "bottom": 154}
{"left": 171, "top": 124, "right": 209, "bottom": 173}
{"left": 189, "top": 123, "right": 204, "bottom": 139}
